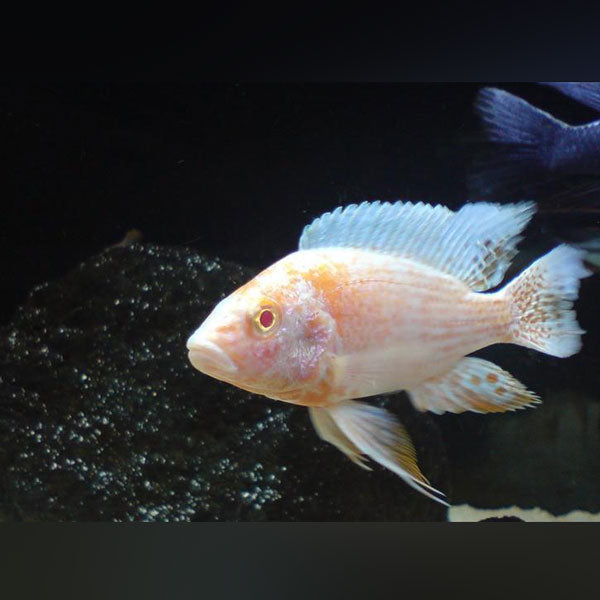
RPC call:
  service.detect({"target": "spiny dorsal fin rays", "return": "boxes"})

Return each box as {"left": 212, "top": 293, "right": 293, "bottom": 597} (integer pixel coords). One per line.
{"left": 299, "top": 200, "right": 536, "bottom": 292}
{"left": 320, "top": 400, "right": 449, "bottom": 506}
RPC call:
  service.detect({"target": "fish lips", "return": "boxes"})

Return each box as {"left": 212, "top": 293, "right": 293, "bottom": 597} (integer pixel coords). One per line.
{"left": 186, "top": 333, "right": 238, "bottom": 376}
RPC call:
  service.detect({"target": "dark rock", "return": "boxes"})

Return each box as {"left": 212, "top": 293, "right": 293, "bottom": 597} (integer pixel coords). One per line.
{"left": 0, "top": 244, "right": 448, "bottom": 521}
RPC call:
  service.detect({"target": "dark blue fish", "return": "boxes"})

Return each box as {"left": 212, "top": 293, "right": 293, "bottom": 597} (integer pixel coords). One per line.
{"left": 470, "top": 84, "right": 600, "bottom": 250}
{"left": 474, "top": 87, "right": 600, "bottom": 186}
{"left": 540, "top": 82, "right": 600, "bottom": 113}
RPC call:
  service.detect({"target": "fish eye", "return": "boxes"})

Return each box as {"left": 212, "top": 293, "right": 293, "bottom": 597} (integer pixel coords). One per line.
{"left": 253, "top": 305, "right": 279, "bottom": 334}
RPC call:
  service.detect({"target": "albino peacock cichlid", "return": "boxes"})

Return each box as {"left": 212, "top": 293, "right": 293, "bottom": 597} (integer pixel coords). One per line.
{"left": 186, "top": 200, "right": 591, "bottom": 505}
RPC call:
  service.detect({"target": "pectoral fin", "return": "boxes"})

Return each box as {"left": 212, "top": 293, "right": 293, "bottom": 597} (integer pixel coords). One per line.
{"left": 310, "top": 401, "right": 448, "bottom": 506}
{"left": 408, "top": 357, "right": 541, "bottom": 415}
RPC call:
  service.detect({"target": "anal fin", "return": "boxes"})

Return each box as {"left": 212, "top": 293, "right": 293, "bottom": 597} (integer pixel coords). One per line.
{"left": 310, "top": 401, "right": 449, "bottom": 506}
{"left": 408, "top": 357, "right": 541, "bottom": 415}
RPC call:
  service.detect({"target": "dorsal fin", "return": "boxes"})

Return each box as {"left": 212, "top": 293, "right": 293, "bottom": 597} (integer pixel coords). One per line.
{"left": 298, "top": 200, "right": 536, "bottom": 291}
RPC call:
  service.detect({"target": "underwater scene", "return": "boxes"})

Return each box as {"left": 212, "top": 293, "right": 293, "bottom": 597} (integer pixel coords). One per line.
{"left": 1, "top": 83, "right": 599, "bottom": 521}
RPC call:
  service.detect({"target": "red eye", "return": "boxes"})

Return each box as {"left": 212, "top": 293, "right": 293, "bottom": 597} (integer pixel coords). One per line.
{"left": 259, "top": 309, "right": 274, "bottom": 329}
{"left": 253, "top": 301, "right": 279, "bottom": 334}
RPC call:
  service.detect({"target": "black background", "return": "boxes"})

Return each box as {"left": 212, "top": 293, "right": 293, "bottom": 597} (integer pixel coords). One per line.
{"left": 4, "top": 82, "right": 599, "bottom": 324}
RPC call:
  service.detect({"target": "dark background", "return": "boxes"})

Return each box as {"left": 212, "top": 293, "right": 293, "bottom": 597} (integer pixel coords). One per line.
{"left": 4, "top": 82, "right": 600, "bottom": 325}
{"left": 0, "top": 83, "right": 472, "bottom": 324}
{"left": 3, "top": 83, "right": 600, "bottom": 517}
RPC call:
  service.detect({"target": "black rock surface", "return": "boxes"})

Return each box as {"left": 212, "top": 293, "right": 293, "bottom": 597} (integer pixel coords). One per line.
{"left": 0, "top": 243, "right": 448, "bottom": 521}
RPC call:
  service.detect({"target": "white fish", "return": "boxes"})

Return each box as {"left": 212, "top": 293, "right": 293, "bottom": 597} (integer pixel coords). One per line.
{"left": 187, "top": 201, "right": 591, "bottom": 504}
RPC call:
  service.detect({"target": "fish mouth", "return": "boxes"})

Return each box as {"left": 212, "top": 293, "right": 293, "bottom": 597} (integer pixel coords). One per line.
{"left": 186, "top": 338, "right": 238, "bottom": 375}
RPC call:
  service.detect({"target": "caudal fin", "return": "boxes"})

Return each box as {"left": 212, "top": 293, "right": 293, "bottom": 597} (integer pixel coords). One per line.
{"left": 476, "top": 87, "right": 564, "bottom": 147}
{"left": 504, "top": 245, "right": 591, "bottom": 357}
{"left": 470, "top": 87, "right": 566, "bottom": 196}
{"left": 540, "top": 82, "right": 600, "bottom": 113}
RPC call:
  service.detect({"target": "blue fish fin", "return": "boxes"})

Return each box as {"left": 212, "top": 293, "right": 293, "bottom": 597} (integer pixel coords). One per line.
{"left": 470, "top": 87, "right": 568, "bottom": 196}
{"left": 540, "top": 82, "right": 600, "bottom": 113}
{"left": 475, "top": 87, "right": 566, "bottom": 146}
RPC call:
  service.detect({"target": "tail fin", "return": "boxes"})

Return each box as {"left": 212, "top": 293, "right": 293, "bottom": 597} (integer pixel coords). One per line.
{"left": 540, "top": 82, "right": 600, "bottom": 113}
{"left": 476, "top": 86, "right": 564, "bottom": 148}
{"left": 504, "top": 245, "right": 591, "bottom": 357}
{"left": 470, "top": 87, "right": 566, "bottom": 196}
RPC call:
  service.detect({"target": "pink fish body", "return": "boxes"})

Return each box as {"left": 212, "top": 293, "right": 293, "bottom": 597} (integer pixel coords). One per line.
{"left": 187, "top": 201, "right": 590, "bottom": 504}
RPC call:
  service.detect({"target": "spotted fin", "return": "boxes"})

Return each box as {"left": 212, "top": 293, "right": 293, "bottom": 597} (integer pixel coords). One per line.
{"left": 312, "top": 401, "right": 449, "bottom": 506}
{"left": 408, "top": 357, "right": 541, "bottom": 415}
{"left": 299, "top": 200, "right": 536, "bottom": 291}
{"left": 503, "top": 244, "right": 591, "bottom": 357}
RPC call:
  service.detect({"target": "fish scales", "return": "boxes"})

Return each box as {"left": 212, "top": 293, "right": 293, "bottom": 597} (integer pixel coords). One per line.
{"left": 276, "top": 248, "right": 511, "bottom": 395}
{"left": 186, "top": 200, "right": 590, "bottom": 505}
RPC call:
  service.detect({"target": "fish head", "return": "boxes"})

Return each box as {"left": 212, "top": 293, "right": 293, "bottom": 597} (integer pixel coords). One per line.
{"left": 186, "top": 256, "right": 337, "bottom": 402}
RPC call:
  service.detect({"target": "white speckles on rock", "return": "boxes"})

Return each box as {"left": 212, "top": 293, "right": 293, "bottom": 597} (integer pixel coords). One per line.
{"left": 0, "top": 242, "right": 448, "bottom": 521}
